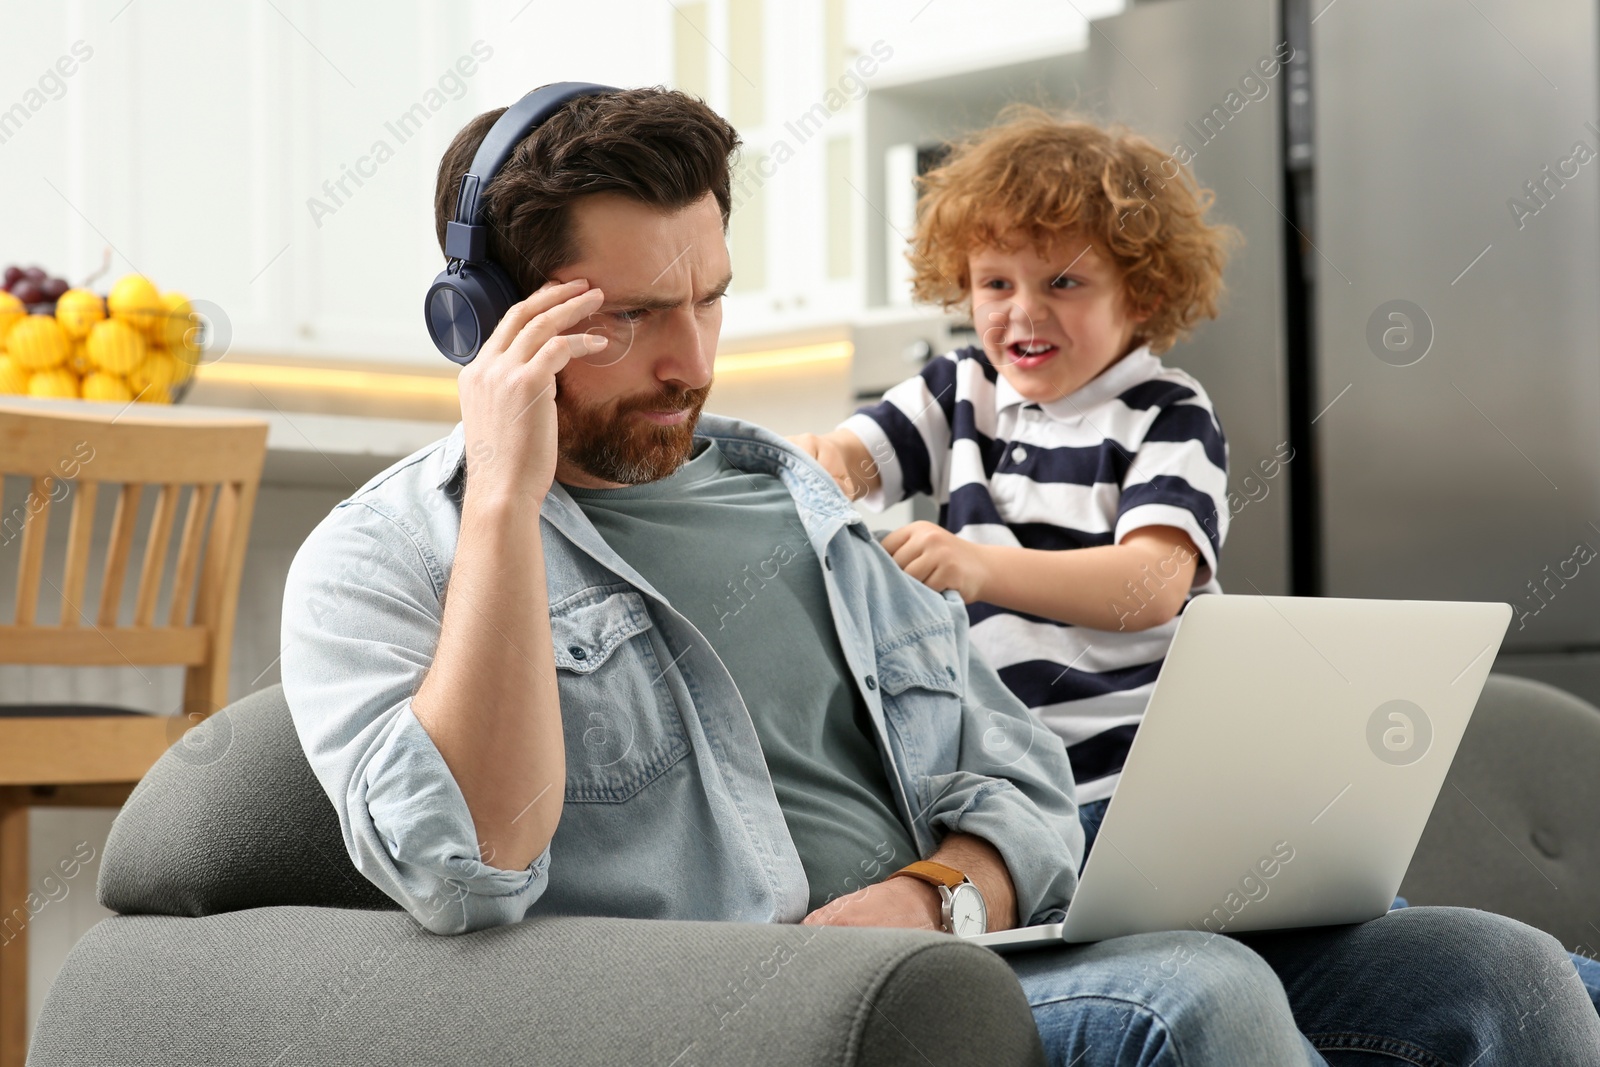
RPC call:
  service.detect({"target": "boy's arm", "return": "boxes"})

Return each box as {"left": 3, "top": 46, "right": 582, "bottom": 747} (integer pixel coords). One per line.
{"left": 882, "top": 523, "right": 1200, "bottom": 632}
{"left": 789, "top": 353, "right": 961, "bottom": 508}
{"left": 884, "top": 389, "right": 1227, "bottom": 632}
{"left": 974, "top": 527, "right": 1200, "bottom": 631}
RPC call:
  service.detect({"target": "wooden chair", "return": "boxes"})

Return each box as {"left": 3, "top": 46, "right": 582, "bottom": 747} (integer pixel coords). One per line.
{"left": 0, "top": 402, "right": 268, "bottom": 1067}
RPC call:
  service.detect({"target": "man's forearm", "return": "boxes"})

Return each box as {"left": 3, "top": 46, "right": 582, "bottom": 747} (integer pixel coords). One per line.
{"left": 412, "top": 492, "right": 564, "bottom": 872}
{"left": 928, "top": 832, "right": 1019, "bottom": 931}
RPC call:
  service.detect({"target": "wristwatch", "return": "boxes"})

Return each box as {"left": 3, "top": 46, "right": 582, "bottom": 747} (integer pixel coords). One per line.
{"left": 889, "top": 860, "right": 988, "bottom": 936}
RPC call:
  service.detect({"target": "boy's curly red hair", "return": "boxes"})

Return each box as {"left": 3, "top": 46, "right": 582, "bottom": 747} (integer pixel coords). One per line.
{"left": 908, "top": 104, "right": 1241, "bottom": 355}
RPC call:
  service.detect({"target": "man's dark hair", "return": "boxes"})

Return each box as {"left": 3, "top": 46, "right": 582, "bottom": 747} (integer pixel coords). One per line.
{"left": 433, "top": 86, "right": 741, "bottom": 297}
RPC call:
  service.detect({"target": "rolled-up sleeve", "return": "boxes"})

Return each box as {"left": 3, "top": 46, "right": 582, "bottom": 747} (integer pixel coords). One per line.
{"left": 919, "top": 590, "right": 1084, "bottom": 927}
{"left": 280, "top": 499, "right": 550, "bottom": 934}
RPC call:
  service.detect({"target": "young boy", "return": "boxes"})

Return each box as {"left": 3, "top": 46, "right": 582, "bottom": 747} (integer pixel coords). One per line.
{"left": 791, "top": 105, "right": 1237, "bottom": 860}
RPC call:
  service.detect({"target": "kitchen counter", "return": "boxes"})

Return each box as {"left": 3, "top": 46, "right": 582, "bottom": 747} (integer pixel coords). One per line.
{"left": 0, "top": 395, "right": 458, "bottom": 491}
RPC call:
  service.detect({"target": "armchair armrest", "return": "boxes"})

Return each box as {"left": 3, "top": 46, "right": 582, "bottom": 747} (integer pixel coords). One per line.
{"left": 29, "top": 906, "right": 1045, "bottom": 1067}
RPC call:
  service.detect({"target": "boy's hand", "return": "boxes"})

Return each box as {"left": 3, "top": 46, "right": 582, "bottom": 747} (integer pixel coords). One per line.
{"left": 880, "top": 521, "right": 988, "bottom": 602}
{"left": 788, "top": 430, "right": 872, "bottom": 500}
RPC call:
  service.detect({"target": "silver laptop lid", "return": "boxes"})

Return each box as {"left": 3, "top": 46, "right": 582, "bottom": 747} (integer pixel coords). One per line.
{"left": 1063, "top": 595, "right": 1511, "bottom": 944}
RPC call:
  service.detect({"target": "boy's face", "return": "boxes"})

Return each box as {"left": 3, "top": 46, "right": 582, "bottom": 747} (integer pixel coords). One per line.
{"left": 968, "top": 233, "right": 1150, "bottom": 405}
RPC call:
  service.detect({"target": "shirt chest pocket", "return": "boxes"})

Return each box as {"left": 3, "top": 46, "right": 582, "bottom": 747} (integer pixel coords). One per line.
{"left": 873, "top": 623, "right": 966, "bottom": 772}
{"left": 550, "top": 586, "right": 690, "bottom": 803}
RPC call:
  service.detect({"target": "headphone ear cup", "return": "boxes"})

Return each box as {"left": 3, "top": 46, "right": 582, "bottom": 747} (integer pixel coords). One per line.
{"left": 424, "top": 260, "right": 522, "bottom": 365}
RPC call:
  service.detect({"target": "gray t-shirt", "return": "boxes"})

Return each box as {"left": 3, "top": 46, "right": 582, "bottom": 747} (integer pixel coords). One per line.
{"left": 565, "top": 439, "right": 919, "bottom": 911}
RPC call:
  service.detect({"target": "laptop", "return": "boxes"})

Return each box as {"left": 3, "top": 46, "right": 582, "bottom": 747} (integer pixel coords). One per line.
{"left": 963, "top": 594, "right": 1513, "bottom": 953}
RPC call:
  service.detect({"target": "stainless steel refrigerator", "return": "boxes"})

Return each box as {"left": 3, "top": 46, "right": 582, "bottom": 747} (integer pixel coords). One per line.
{"left": 1085, "top": 0, "right": 1600, "bottom": 704}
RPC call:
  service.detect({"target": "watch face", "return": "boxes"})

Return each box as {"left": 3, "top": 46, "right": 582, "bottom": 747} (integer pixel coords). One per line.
{"left": 948, "top": 883, "right": 987, "bottom": 936}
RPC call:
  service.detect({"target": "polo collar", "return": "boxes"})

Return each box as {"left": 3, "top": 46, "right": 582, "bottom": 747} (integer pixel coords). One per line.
{"left": 994, "top": 343, "right": 1158, "bottom": 422}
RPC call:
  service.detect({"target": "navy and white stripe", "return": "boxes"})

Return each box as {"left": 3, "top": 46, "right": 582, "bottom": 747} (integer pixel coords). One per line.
{"left": 842, "top": 343, "right": 1228, "bottom": 803}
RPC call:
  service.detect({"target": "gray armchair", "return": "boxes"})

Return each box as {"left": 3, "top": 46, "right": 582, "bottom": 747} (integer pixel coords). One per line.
{"left": 1400, "top": 672, "right": 1600, "bottom": 955}
{"left": 31, "top": 671, "right": 1600, "bottom": 1063}
{"left": 25, "top": 683, "right": 1047, "bottom": 1067}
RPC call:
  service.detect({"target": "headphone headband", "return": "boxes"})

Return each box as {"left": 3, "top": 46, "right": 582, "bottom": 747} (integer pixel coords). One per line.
{"left": 427, "top": 81, "right": 620, "bottom": 365}
{"left": 443, "top": 81, "right": 618, "bottom": 264}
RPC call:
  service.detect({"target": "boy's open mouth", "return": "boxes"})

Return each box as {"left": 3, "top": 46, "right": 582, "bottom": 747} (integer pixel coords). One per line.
{"left": 1006, "top": 340, "right": 1059, "bottom": 368}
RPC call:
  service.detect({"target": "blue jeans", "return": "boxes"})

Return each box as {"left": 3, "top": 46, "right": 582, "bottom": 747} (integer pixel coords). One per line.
{"left": 1062, "top": 799, "right": 1600, "bottom": 1062}
{"left": 1007, "top": 905, "right": 1600, "bottom": 1064}
{"left": 1078, "top": 796, "right": 1110, "bottom": 873}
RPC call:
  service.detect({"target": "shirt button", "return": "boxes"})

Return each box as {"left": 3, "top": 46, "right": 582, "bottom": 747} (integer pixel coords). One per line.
{"left": 865, "top": 675, "right": 878, "bottom": 691}
{"left": 568, "top": 646, "right": 587, "bottom": 660}
{"left": 824, "top": 557, "right": 832, "bottom": 571}
{"left": 1011, "top": 445, "right": 1027, "bottom": 464}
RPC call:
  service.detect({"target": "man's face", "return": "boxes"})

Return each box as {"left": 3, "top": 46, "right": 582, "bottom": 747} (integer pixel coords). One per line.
{"left": 548, "top": 191, "right": 731, "bottom": 489}
{"left": 968, "top": 232, "right": 1150, "bottom": 405}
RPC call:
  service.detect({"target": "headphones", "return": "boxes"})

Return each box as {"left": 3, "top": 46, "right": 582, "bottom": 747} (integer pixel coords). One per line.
{"left": 425, "top": 81, "right": 620, "bottom": 365}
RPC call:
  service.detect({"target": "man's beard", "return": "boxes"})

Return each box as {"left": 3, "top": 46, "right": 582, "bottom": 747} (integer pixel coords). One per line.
{"left": 556, "top": 377, "right": 712, "bottom": 485}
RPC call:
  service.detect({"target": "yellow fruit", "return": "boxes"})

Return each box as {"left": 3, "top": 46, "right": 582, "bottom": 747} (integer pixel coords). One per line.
{"left": 85, "top": 318, "right": 148, "bottom": 375}
{"left": 81, "top": 371, "right": 134, "bottom": 403}
{"left": 7, "top": 315, "right": 71, "bottom": 370}
{"left": 67, "top": 341, "right": 92, "bottom": 376}
{"left": 0, "top": 291, "right": 24, "bottom": 349}
{"left": 107, "top": 274, "right": 163, "bottom": 335}
{"left": 171, "top": 345, "right": 195, "bottom": 382}
{"left": 129, "top": 348, "right": 181, "bottom": 394}
{"left": 27, "top": 367, "right": 80, "bottom": 399}
{"left": 158, "top": 291, "right": 199, "bottom": 353}
{"left": 55, "top": 288, "right": 107, "bottom": 340}
{"left": 0, "top": 354, "right": 29, "bottom": 393}
{"left": 147, "top": 341, "right": 194, "bottom": 384}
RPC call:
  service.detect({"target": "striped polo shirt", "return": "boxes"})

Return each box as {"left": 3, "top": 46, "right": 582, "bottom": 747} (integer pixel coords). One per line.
{"left": 841, "top": 342, "right": 1229, "bottom": 803}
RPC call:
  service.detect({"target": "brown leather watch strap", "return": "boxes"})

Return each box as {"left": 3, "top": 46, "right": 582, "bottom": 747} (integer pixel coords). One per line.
{"left": 888, "top": 860, "right": 967, "bottom": 890}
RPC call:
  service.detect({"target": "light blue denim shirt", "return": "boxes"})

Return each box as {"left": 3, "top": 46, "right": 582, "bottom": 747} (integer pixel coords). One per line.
{"left": 280, "top": 412, "right": 1084, "bottom": 935}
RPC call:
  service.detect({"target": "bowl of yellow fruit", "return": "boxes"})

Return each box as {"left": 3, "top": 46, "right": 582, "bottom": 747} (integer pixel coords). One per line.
{"left": 0, "top": 265, "right": 206, "bottom": 405}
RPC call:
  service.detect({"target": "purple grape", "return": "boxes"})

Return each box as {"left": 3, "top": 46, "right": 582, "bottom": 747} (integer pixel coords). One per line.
{"left": 40, "top": 278, "right": 69, "bottom": 300}
{"left": 23, "top": 266, "right": 46, "bottom": 282}
{"left": 11, "top": 279, "right": 43, "bottom": 304}
{"left": 2, "top": 267, "right": 21, "bottom": 289}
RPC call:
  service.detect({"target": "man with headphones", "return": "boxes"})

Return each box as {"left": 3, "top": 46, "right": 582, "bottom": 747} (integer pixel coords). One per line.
{"left": 280, "top": 83, "right": 1600, "bottom": 1065}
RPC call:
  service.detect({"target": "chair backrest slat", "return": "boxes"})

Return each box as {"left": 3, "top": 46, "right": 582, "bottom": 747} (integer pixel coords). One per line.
{"left": 13, "top": 475, "right": 54, "bottom": 625}
{"left": 59, "top": 478, "right": 100, "bottom": 627}
{"left": 191, "top": 480, "right": 239, "bottom": 630}
{"left": 133, "top": 483, "right": 182, "bottom": 627}
{"left": 166, "top": 481, "right": 216, "bottom": 628}
{"left": 97, "top": 482, "right": 144, "bottom": 629}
